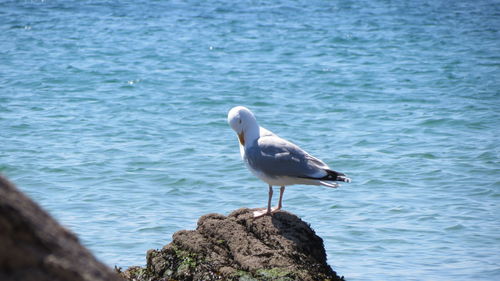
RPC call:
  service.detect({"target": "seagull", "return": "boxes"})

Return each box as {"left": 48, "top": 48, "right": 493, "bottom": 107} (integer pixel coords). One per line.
{"left": 227, "top": 106, "right": 351, "bottom": 218}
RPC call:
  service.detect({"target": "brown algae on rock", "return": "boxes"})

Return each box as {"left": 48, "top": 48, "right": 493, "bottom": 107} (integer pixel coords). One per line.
{"left": 120, "top": 208, "right": 344, "bottom": 281}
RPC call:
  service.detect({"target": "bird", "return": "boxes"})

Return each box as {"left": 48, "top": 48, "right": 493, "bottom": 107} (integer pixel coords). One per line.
{"left": 227, "top": 106, "right": 351, "bottom": 218}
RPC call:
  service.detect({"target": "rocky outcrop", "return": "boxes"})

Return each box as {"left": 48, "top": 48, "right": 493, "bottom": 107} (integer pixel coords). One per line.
{"left": 121, "top": 208, "right": 344, "bottom": 281}
{"left": 0, "top": 175, "right": 122, "bottom": 281}
{"left": 0, "top": 173, "right": 344, "bottom": 281}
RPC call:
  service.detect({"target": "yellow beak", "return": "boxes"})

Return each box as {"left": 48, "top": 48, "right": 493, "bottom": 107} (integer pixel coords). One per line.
{"left": 238, "top": 131, "right": 245, "bottom": 146}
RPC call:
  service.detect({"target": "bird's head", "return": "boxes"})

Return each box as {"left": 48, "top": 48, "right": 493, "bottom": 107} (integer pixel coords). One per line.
{"left": 227, "top": 106, "right": 258, "bottom": 146}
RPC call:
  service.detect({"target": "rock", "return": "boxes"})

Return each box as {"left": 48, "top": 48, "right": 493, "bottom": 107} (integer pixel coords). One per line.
{"left": 0, "top": 175, "right": 122, "bottom": 281}
{"left": 122, "top": 208, "right": 344, "bottom": 281}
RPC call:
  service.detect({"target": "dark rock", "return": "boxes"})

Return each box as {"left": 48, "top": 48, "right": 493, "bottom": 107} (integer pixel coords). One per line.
{"left": 122, "top": 208, "right": 344, "bottom": 281}
{"left": 0, "top": 175, "right": 122, "bottom": 281}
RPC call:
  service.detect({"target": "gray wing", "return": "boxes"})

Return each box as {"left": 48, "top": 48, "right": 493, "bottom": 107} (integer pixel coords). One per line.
{"left": 245, "top": 134, "right": 328, "bottom": 178}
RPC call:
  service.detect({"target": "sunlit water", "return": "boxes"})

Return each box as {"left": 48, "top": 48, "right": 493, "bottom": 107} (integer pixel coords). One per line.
{"left": 1, "top": 1, "right": 499, "bottom": 280}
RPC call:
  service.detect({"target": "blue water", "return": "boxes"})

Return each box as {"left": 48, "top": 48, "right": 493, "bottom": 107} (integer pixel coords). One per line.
{"left": 1, "top": 0, "right": 499, "bottom": 280}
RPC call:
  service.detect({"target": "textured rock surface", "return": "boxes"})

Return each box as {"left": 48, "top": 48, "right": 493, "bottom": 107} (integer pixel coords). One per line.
{"left": 0, "top": 175, "right": 122, "bottom": 281}
{"left": 121, "top": 208, "right": 344, "bottom": 281}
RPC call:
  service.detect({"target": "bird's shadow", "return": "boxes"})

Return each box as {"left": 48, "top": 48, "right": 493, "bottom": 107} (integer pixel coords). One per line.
{"left": 269, "top": 211, "right": 328, "bottom": 263}
{"left": 270, "top": 211, "right": 311, "bottom": 243}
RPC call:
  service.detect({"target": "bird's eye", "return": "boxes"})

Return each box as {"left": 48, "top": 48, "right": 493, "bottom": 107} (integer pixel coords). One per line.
{"left": 239, "top": 119, "right": 242, "bottom": 124}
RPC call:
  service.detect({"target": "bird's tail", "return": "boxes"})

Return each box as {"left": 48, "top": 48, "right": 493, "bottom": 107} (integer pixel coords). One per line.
{"left": 298, "top": 169, "right": 351, "bottom": 188}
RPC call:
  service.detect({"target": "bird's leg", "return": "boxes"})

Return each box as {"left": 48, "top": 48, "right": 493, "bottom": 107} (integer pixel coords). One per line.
{"left": 267, "top": 184, "right": 273, "bottom": 213}
{"left": 277, "top": 186, "right": 285, "bottom": 210}
{"left": 253, "top": 185, "right": 273, "bottom": 218}
{"left": 272, "top": 186, "right": 285, "bottom": 213}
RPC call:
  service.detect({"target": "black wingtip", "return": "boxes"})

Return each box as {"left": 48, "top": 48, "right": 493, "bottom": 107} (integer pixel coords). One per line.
{"left": 298, "top": 169, "right": 351, "bottom": 183}
{"left": 325, "top": 169, "right": 351, "bottom": 182}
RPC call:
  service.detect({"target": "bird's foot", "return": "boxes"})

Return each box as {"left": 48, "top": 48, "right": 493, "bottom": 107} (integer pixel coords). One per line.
{"left": 271, "top": 206, "right": 282, "bottom": 213}
{"left": 253, "top": 207, "right": 282, "bottom": 218}
{"left": 253, "top": 208, "right": 271, "bottom": 218}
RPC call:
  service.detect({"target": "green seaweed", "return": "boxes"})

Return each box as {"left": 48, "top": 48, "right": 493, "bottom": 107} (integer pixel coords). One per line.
{"left": 256, "top": 268, "right": 293, "bottom": 280}
{"left": 233, "top": 270, "right": 258, "bottom": 281}
{"left": 173, "top": 247, "right": 199, "bottom": 269}
{"left": 231, "top": 268, "right": 294, "bottom": 281}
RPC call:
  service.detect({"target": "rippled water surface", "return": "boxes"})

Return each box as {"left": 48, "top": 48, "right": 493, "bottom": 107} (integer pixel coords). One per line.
{"left": 1, "top": 1, "right": 499, "bottom": 280}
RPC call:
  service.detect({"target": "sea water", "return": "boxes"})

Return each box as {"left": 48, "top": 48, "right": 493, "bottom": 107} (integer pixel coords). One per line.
{"left": 0, "top": 1, "right": 499, "bottom": 280}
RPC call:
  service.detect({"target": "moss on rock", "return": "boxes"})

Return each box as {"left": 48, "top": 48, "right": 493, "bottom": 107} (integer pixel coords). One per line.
{"left": 121, "top": 208, "right": 344, "bottom": 281}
